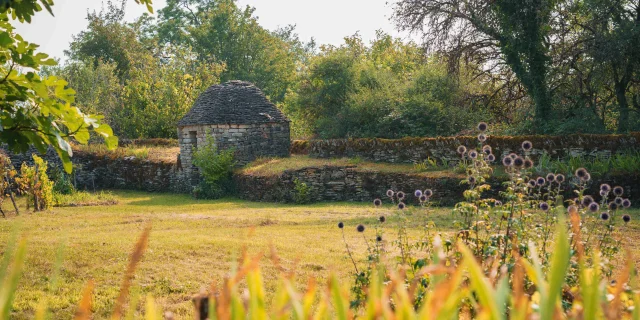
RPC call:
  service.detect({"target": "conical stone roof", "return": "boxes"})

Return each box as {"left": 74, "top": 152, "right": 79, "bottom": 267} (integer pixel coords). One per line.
{"left": 177, "top": 80, "right": 289, "bottom": 126}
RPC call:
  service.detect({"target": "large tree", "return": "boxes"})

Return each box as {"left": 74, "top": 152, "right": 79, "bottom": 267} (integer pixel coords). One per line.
{"left": 394, "top": 0, "right": 559, "bottom": 132}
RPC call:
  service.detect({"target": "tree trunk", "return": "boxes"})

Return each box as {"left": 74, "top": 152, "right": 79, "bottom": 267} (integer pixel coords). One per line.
{"left": 615, "top": 81, "right": 630, "bottom": 133}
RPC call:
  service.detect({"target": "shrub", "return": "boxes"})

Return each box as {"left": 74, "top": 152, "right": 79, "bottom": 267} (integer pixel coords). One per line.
{"left": 49, "top": 166, "right": 75, "bottom": 195}
{"left": 0, "top": 154, "right": 19, "bottom": 217}
{"left": 192, "top": 135, "right": 235, "bottom": 199}
{"left": 292, "top": 178, "right": 311, "bottom": 204}
{"left": 15, "top": 154, "right": 54, "bottom": 211}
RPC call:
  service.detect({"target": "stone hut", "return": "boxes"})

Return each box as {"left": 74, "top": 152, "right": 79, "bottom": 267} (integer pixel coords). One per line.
{"left": 177, "top": 81, "right": 290, "bottom": 176}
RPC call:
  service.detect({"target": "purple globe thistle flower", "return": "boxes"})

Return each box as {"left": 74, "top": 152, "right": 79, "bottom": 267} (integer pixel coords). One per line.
{"left": 482, "top": 145, "right": 492, "bottom": 154}
{"left": 555, "top": 174, "right": 565, "bottom": 183}
{"left": 376, "top": 235, "right": 383, "bottom": 242}
{"left": 614, "top": 197, "right": 623, "bottom": 206}
{"left": 536, "top": 177, "right": 546, "bottom": 186}
{"left": 588, "top": 202, "right": 600, "bottom": 213}
{"left": 509, "top": 153, "right": 517, "bottom": 159}
{"left": 600, "top": 189, "right": 608, "bottom": 197}
{"left": 397, "top": 191, "right": 405, "bottom": 200}
{"left": 613, "top": 186, "right": 624, "bottom": 196}
{"left": 539, "top": 202, "right": 550, "bottom": 211}
{"left": 600, "top": 212, "right": 610, "bottom": 221}
{"left": 600, "top": 184, "right": 611, "bottom": 193}
{"left": 338, "top": 222, "right": 344, "bottom": 229}
{"left": 356, "top": 224, "right": 365, "bottom": 232}
{"left": 575, "top": 168, "right": 588, "bottom": 179}
{"left": 424, "top": 189, "right": 433, "bottom": 197}
{"left": 583, "top": 173, "right": 591, "bottom": 182}
{"left": 502, "top": 156, "right": 513, "bottom": 167}
{"left": 478, "top": 134, "right": 487, "bottom": 142}
{"left": 457, "top": 146, "right": 467, "bottom": 154}
{"left": 477, "top": 122, "right": 488, "bottom": 132}
{"left": 469, "top": 150, "right": 478, "bottom": 159}
{"left": 524, "top": 159, "right": 534, "bottom": 169}
{"left": 373, "top": 198, "right": 382, "bottom": 207}
{"left": 546, "top": 173, "right": 555, "bottom": 182}
{"left": 528, "top": 180, "right": 537, "bottom": 188}
{"left": 581, "top": 195, "right": 594, "bottom": 206}
{"left": 468, "top": 176, "right": 476, "bottom": 184}
{"left": 622, "top": 214, "right": 631, "bottom": 223}
{"left": 487, "top": 154, "right": 496, "bottom": 162}
{"left": 414, "top": 190, "right": 422, "bottom": 197}
{"left": 495, "top": 200, "right": 502, "bottom": 207}
{"left": 386, "top": 189, "right": 394, "bottom": 197}
{"left": 513, "top": 157, "right": 525, "bottom": 168}
{"left": 379, "top": 216, "right": 386, "bottom": 223}
{"left": 568, "top": 205, "right": 579, "bottom": 215}
{"left": 608, "top": 202, "right": 618, "bottom": 211}
{"left": 622, "top": 199, "right": 631, "bottom": 208}
{"left": 521, "top": 141, "right": 533, "bottom": 152}
{"left": 398, "top": 202, "right": 406, "bottom": 210}
{"left": 419, "top": 195, "right": 428, "bottom": 202}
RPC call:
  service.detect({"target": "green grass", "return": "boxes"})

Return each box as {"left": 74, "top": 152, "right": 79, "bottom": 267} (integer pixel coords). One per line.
{"left": 240, "top": 155, "right": 461, "bottom": 178}
{"left": 0, "top": 191, "right": 638, "bottom": 319}
{"left": 53, "top": 191, "right": 118, "bottom": 207}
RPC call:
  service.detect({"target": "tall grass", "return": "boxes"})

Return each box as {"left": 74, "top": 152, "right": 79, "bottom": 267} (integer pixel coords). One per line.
{"left": 1, "top": 219, "right": 637, "bottom": 319}
{"left": 535, "top": 151, "right": 640, "bottom": 176}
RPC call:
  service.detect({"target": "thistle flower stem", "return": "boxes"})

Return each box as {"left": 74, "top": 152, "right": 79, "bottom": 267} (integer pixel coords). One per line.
{"left": 341, "top": 229, "right": 359, "bottom": 274}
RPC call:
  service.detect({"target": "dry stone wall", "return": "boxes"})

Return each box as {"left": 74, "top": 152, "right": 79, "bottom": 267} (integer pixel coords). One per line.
{"left": 300, "top": 133, "right": 640, "bottom": 164}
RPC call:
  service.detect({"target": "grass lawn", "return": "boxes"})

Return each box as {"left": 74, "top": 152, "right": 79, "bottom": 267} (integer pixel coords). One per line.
{"left": 1, "top": 191, "right": 639, "bottom": 319}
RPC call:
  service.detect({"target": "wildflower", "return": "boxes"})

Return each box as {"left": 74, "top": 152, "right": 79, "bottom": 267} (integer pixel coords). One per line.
{"left": 509, "top": 153, "right": 517, "bottom": 159}
{"left": 600, "top": 184, "right": 611, "bottom": 193}
{"left": 513, "top": 157, "right": 524, "bottom": 168}
{"left": 622, "top": 214, "right": 631, "bottom": 223}
{"left": 373, "top": 198, "right": 382, "bottom": 207}
{"left": 386, "top": 190, "right": 394, "bottom": 197}
{"left": 613, "top": 186, "right": 624, "bottom": 196}
{"left": 376, "top": 235, "right": 382, "bottom": 242}
{"left": 379, "top": 216, "right": 386, "bottom": 223}
{"left": 555, "top": 174, "right": 565, "bottom": 183}
{"left": 546, "top": 173, "right": 555, "bottom": 182}
{"left": 477, "top": 122, "right": 488, "bottom": 132}
{"left": 356, "top": 224, "right": 365, "bottom": 232}
{"left": 588, "top": 202, "right": 599, "bottom": 213}
{"left": 414, "top": 190, "right": 422, "bottom": 197}
{"left": 502, "top": 156, "right": 513, "bottom": 167}
{"left": 524, "top": 159, "right": 534, "bottom": 169}
{"left": 419, "top": 195, "right": 427, "bottom": 202}
{"left": 398, "top": 202, "right": 406, "bottom": 210}
{"left": 457, "top": 146, "right": 467, "bottom": 154}
{"left": 600, "top": 189, "right": 608, "bottom": 197}
{"left": 521, "top": 141, "right": 533, "bottom": 151}
{"left": 482, "top": 145, "right": 492, "bottom": 154}
{"left": 469, "top": 150, "right": 478, "bottom": 159}
{"left": 608, "top": 202, "right": 618, "bottom": 211}
{"left": 539, "top": 202, "right": 550, "bottom": 211}
{"left": 495, "top": 200, "right": 502, "bottom": 206}
{"left": 581, "top": 195, "right": 594, "bottom": 206}
{"left": 423, "top": 189, "right": 433, "bottom": 197}
{"left": 397, "top": 191, "right": 405, "bottom": 200}
{"left": 468, "top": 176, "right": 476, "bottom": 184}
{"left": 614, "top": 197, "right": 623, "bottom": 205}
{"left": 487, "top": 154, "right": 495, "bottom": 162}
{"left": 622, "top": 199, "right": 631, "bottom": 208}
{"left": 338, "top": 222, "right": 344, "bottom": 229}
{"left": 536, "top": 177, "right": 546, "bottom": 186}
{"left": 568, "top": 205, "right": 578, "bottom": 215}
{"left": 600, "top": 212, "right": 610, "bottom": 221}
{"left": 528, "top": 180, "right": 537, "bottom": 188}
{"left": 478, "top": 134, "right": 487, "bottom": 142}
{"left": 582, "top": 173, "right": 591, "bottom": 182}
{"left": 575, "top": 168, "right": 588, "bottom": 179}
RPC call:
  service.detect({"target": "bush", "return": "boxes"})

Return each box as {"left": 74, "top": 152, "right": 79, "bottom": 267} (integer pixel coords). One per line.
{"left": 292, "top": 178, "right": 311, "bottom": 204}
{"left": 191, "top": 135, "right": 235, "bottom": 199}
{"left": 15, "top": 155, "right": 54, "bottom": 211}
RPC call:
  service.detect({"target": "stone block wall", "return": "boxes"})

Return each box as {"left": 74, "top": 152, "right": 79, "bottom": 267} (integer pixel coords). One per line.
{"left": 235, "top": 166, "right": 640, "bottom": 206}
{"left": 299, "top": 133, "right": 640, "bottom": 164}
{"left": 178, "top": 122, "right": 291, "bottom": 180}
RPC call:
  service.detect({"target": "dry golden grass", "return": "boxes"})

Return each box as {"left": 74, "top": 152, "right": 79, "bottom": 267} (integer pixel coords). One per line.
{"left": 0, "top": 191, "right": 638, "bottom": 319}
{"left": 239, "top": 155, "right": 462, "bottom": 178}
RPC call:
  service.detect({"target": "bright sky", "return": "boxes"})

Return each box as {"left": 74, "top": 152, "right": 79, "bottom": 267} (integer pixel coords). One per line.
{"left": 15, "top": 0, "right": 411, "bottom": 62}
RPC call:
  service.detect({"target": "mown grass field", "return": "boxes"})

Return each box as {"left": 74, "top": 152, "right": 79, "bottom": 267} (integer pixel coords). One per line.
{"left": 0, "top": 191, "right": 638, "bottom": 319}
